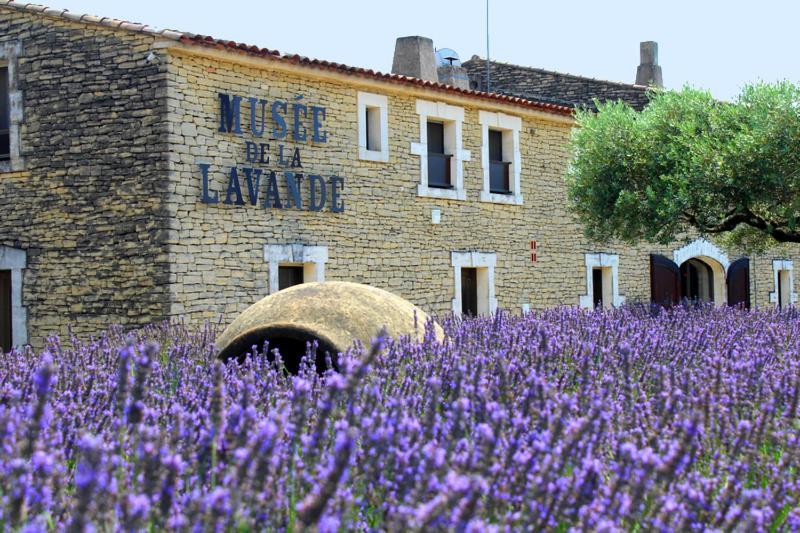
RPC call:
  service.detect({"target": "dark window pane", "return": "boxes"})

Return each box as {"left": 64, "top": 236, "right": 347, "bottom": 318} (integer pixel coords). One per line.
{"left": 0, "top": 270, "right": 11, "bottom": 353}
{"left": 0, "top": 134, "right": 8, "bottom": 160}
{"left": 365, "top": 107, "right": 371, "bottom": 150}
{"left": 427, "top": 121, "right": 445, "bottom": 154}
{"left": 592, "top": 268, "right": 604, "bottom": 308}
{"left": 427, "top": 153, "right": 452, "bottom": 188}
{"left": 461, "top": 268, "right": 478, "bottom": 316}
{"left": 489, "top": 129, "right": 503, "bottom": 161}
{"left": 0, "top": 67, "right": 8, "bottom": 131}
{"left": 278, "top": 266, "right": 304, "bottom": 291}
{"left": 489, "top": 161, "right": 510, "bottom": 193}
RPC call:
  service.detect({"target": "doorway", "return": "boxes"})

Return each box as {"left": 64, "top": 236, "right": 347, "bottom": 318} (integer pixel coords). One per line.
{"left": 0, "top": 270, "right": 11, "bottom": 352}
{"left": 680, "top": 258, "right": 714, "bottom": 303}
{"left": 461, "top": 267, "right": 478, "bottom": 316}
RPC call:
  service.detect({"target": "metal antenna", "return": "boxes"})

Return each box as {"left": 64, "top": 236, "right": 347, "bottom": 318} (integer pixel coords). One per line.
{"left": 486, "top": 0, "right": 491, "bottom": 92}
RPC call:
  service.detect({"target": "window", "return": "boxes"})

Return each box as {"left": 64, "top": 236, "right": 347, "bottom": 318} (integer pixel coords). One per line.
{"left": 451, "top": 252, "right": 497, "bottom": 316}
{"left": 0, "top": 245, "right": 27, "bottom": 349}
{"left": 426, "top": 121, "right": 451, "bottom": 188}
{"left": 0, "top": 42, "right": 22, "bottom": 173}
{"left": 278, "top": 265, "right": 304, "bottom": 291}
{"left": 411, "top": 100, "right": 469, "bottom": 200}
{"left": 264, "top": 244, "right": 328, "bottom": 294}
{"left": 580, "top": 253, "right": 624, "bottom": 309}
{"left": 488, "top": 129, "right": 509, "bottom": 193}
{"left": 357, "top": 92, "right": 388, "bottom": 162}
{"left": 770, "top": 259, "right": 796, "bottom": 308}
{"left": 478, "top": 111, "right": 522, "bottom": 205}
{"left": 0, "top": 66, "right": 9, "bottom": 161}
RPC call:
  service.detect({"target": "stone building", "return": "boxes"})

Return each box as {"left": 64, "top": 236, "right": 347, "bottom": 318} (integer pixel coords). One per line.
{"left": 0, "top": 2, "right": 797, "bottom": 350}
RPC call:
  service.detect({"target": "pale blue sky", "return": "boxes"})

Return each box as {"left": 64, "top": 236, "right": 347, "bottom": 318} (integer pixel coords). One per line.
{"left": 38, "top": 0, "right": 800, "bottom": 100}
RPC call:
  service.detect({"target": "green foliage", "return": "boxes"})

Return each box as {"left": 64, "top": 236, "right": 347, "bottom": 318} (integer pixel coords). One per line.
{"left": 567, "top": 82, "right": 800, "bottom": 249}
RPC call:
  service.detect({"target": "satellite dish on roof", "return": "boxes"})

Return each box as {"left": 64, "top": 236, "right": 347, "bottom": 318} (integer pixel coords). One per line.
{"left": 435, "top": 48, "right": 461, "bottom": 67}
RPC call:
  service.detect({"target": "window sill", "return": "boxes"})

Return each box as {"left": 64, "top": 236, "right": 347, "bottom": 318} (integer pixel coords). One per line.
{"left": 418, "top": 184, "right": 466, "bottom": 201}
{"left": 479, "top": 190, "right": 523, "bottom": 205}
{"left": 0, "top": 159, "right": 23, "bottom": 174}
{"left": 358, "top": 147, "right": 389, "bottom": 162}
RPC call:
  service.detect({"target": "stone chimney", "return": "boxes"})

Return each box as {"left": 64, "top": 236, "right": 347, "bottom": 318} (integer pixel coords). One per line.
{"left": 635, "top": 41, "right": 663, "bottom": 88}
{"left": 392, "top": 36, "right": 437, "bottom": 81}
{"left": 437, "top": 63, "right": 470, "bottom": 90}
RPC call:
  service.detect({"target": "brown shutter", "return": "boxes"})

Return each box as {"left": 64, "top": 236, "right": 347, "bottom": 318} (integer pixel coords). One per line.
{"left": 650, "top": 254, "right": 680, "bottom": 306}
{"left": 0, "top": 271, "right": 11, "bottom": 352}
{"left": 727, "top": 258, "right": 750, "bottom": 309}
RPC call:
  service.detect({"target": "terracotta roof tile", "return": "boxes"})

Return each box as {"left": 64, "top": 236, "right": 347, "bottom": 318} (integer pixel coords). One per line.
{"left": 0, "top": 0, "right": 575, "bottom": 117}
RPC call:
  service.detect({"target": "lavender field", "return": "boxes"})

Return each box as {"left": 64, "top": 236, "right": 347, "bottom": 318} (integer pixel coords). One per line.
{"left": 1, "top": 306, "right": 799, "bottom": 531}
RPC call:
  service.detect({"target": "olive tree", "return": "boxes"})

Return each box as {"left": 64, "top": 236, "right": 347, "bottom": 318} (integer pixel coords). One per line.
{"left": 567, "top": 82, "right": 800, "bottom": 251}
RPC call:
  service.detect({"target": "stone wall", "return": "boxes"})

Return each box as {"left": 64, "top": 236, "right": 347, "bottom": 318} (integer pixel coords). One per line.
{"left": 164, "top": 46, "right": 800, "bottom": 324}
{"left": 2, "top": 7, "right": 798, "bottom": 348}
{"left": 0, "top": 9, "right": 171, "bottom": 346}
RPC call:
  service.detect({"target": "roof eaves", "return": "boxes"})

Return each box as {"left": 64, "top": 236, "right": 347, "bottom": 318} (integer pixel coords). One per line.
{"left": 181, "top": 34, "right": 574, "bottom": 117}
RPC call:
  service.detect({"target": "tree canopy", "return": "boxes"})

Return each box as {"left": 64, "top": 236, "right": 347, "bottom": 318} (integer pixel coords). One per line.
{"left": 567, "top": 82, "right": 800, "bottom": 250}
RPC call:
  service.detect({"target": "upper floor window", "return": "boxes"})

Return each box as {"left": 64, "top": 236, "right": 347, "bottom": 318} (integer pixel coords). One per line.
{"left": 479, "top": 111, "right": 522, "bottom": 205}
{"left": 357, "top": 92, "right": 388, "bottom": 162}
{"left": 0, "top": 42, "right": 23, "bottom": 173}
{"left": 411, "top": 100, "right": 470, "bottom": 201}
{"left": 426, "top": 120, "right": 451, "bottom": 188}
{"left": 0, "top": 66, "right": 9, "bottom": 161}
{"left": 488, "top": 129, "right": 509, "bottom": 193}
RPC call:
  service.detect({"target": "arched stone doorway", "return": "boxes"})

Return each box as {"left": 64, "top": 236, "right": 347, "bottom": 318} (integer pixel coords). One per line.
{"left": 652, "top": 239, "right": 749, "bottom": 307}
{"left": 673, "top": 239, "right": 729, "bottom": 306}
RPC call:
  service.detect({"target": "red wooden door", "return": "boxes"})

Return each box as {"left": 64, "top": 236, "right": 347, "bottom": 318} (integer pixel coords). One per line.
{"left": 727, "top": 258, "right": 750, "bottom": 309}
{"left": 0, "top": 271, "right": 11, "bottom": 352}
{"left": 650, "top": 254, "right": 681, "bottom": 306}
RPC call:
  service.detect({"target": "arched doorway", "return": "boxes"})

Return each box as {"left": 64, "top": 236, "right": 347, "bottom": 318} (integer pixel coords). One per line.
{"left": 680, "top": 258, "right": 714, "bottom": 303}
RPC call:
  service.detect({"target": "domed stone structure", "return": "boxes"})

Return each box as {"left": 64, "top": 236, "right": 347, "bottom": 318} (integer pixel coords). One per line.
{"left": 216, "top": 281, "right": 442, "bottom": 372}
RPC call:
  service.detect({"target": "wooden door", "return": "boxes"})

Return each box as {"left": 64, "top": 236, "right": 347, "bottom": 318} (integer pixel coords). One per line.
{"left": 461, "top": 267, "right": 478, "bottom": 316}
{"left": 727, "top": 258, "right": 750, "bottom": 309}
{"left": 0, "top": 271, "right": 11, "bottom": 352}
{"left": 650, "top": 254, "right": 680, "bottom": 306}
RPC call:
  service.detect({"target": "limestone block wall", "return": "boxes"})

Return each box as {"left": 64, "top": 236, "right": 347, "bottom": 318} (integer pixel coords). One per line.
{"left": 164, "top": 47, "right": 800, "bottom": 325}
{"left": 0, "top": 10, "right": 171, "bottom": 346}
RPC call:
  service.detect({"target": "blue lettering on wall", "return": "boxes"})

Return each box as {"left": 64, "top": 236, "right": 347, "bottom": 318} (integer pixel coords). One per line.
{"left": 263, "top": 171, "right": 282, "bottom": 209}
{"left": 206, "top": 93, "right": 342, "bottom": 213}
{"left": 329, "top": 176, "right": 344, "bottom": 213}
{"left": 199, "top": 164, "right": 345, "bottom": 213}
{"left": 285, "top": 172, "right": 304, "bottom": 209}
{"left": 292, "top": 95, "right": 308, "bottom": 142}
{"left": 308, "top": 175, "right": 326, "bottom": 212}
{"left": 199, "top": 163, "right": 219, "bottom": 204}
{"left": 218, "top": 93, "right": 242, "bottom": 134}
{"left": 224, "top": 167, "right": 245, "bottom": 205}
{"left": 311, "top": 106, "right": 327, "bottom": 143}
{"left": 271, "top": 100, "right": 287, "bottom": 139}
{"left": 243, "top": 167, "right": 262, "bottom": 206}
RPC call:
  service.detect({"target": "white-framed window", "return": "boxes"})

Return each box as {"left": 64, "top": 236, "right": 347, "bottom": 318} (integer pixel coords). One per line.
{"left": 411, "top": 100, "right": 470, "bottom": 201}
{"left": 0, "top": 42, "right": 23, "bottom": 173}
{"left": 770, "top": 259, "right": 797, "bottom": 308}
{"left": 264, "top": 244, "right": 328, "bottom": 294}
{"left": 451, "top": 251, "right": 497, "bottom": 316}
{"left": 0, "top": 245, "right": 27, "bottom": 350}
{"left": 579, "top": 253, "right": 624, "bottom": 309}
{"left": 357, "top": 92, "right": 388, "bottom": 162}
{"left": 478, "top": 111, "right": 523, "bottom": 205}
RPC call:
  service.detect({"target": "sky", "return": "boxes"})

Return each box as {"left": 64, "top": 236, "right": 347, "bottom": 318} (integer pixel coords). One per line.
{"left": 37, "top": 0, "right": 800, "bottom": 101}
